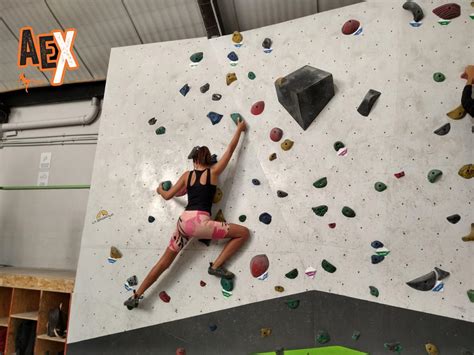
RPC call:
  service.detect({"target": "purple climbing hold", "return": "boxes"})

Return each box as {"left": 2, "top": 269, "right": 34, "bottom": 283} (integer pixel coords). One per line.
{"left": 371, "top": 255, "right": 385, "bottom": 264}
{"left": 207, "top": 112, "right": 223, "bottom": 125}
{"left": 259, "top": 213, "right": 272, "bottom": 225}
{"left": 371, "top": 240, "right": 384, "bottom": 249}
{"left": 180, "top": 84, "right": 190, "bottom": 96}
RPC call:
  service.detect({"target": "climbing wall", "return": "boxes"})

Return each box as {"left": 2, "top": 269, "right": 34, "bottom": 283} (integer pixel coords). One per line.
{"left": 68, "top": 0, "right": 474, "bottom": 344}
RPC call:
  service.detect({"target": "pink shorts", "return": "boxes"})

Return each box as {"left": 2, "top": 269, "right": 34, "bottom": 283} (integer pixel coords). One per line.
{"left": 168, "top": 210, "right": 230, "bottom": 253}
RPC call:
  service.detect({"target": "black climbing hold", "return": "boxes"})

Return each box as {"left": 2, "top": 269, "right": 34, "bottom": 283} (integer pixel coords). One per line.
{"left": 357, "top": 89, "right": 381, "bottom": 116}
{"left": 433, "top": 72, "right": 446, "bottom": 82}
{"left": 334, "top": 141, "right": 345, "bottom": 151}
{"left": 248, "top": 71, "right": 256, "bottom": 80}
{"left": 434, "top": 123, "right": 450, "bottom": 135}
{"left": 212, "top": 94, "right": 222, "bottom": 101}
{"left": 262, "top": 38, "right": 272, "bottom": 49}
{"left": 200, "top": 83, "right": 210, "bottom": 93}
{"left": 312, "top": 205, "right": 328, "bottom": 217}
{"left": 221, "top": 277, "right": 234, "bottom": 292}
{"left": 285, "top": 268, "right": 298, "bottom": 279}
{"left": 371, "top": 255, "right": 384, "bottom": 264}
{"left": 342, "top": 206, "right": 356, "bottom": 218}
{"left": 198, "top": 239, "right": 211, "bottom": 246}
{"left": 155, "top": 126, "right": 166, "bottom": 135}
{"left": 322, "top": 259, "right": 336, "bottom": 273}
{"left": 406, "top": 270, "right": 437, "bottom": 291}
{"left": 252, "top": 179, "right": 261, "bottom": 186}
{"left": 148, "top": 216, "right": 155, "bottom": 223}
{"left": 427, "top": 169, "right": 443, "bottom": 183}
{"left": 148, "top": 117, "right": 156, "bottom": 125}
{"left": 316, "top": 330, "right": 330, "bottom": 344}
{"left": 227, "top": 51, "right": 238, "bottom": 61}
{"left": 277, "top": 190, "right": 288, "bottom": 198}
{"left": 275, "top": 65, "right": 335, "bottom": 131}
{"left": 313, "top": 177, "right": 327, "bottom": 188}
{"left": 210, "top": 154, "right": 218, "bottom": 165}
{"left": 352, "top": 331, "right": 361, "bottom": 341}
{"left": 207, "top": 112, "right": 223, "bottom": 125}
{"left": 209, "top": 324, "right": 217, "bottom": 331}
{"left": 434, "top": 267, "right": 450, "bottom": 281}
{"left": 285, "top": 299, "right": 300, "bottom": 309}
{"left": 374, "top": 182, "right": 387, "bottom": 192}
{"left": 239, "top": 215, "right": 246, "bottom": 223}
{"left": 446, "top": 214, "right": 461, "bottom": 224}
{"left": 369, "top": 286, "right": 379, "bottom": 297}
{"left": 402, "top": 1, "right": 424, "bottom": 22}
{"left": 190, "top": 52, "right": 203, "bottom": 63}
{"left": 127, "top": 275, "right": 138, "bottom": 286}
{"left": 371, "top": 240, "right": 384, "bottom": 249}
{"left": 180, "top": 84, "right": 190, "bottom": 97}
{"left": 259, "top": 212, "right": 272, "bottom": 225}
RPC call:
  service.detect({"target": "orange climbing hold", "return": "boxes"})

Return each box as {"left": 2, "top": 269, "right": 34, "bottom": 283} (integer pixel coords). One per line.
{"left": 462, "top": 223, "right": 474, "bottom": 242}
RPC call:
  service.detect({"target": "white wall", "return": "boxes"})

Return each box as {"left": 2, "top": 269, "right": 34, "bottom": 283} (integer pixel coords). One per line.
{"left": 0, "top": 100, "right": 100, "bottom": 270}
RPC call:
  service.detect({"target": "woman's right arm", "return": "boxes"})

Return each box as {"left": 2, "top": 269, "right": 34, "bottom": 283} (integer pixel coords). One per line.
{"left": 212, "top": 119, "right": 246, "bottom": 176}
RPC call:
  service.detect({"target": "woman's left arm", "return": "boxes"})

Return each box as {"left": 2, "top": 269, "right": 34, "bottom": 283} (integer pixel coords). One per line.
{"left": 157, "top": 172, "right": 188, "bottom": 200}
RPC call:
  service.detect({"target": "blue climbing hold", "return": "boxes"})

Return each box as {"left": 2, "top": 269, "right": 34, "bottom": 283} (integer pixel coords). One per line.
{"left": 259, "top": 213, "right": 272, "bottom": 225}
{"left": 207, "top": 112, "right": 223, "bottom": 125}
{"left": 252, "top": 179, "right": 261, "bottom": 185}
{"left": 371, "top": 255, "right": 385, "bottom": 264}
{"left": 371, "top": 240, "right": 384, "bottom": 249}
{"left": 227, "top": 51, "right": 238, "bottom": 62}
{"left": 209, "top": 324, "right": 217, "bottom": 331}
{"left": 180, "top": 84, "right": 190, "bottom": 96}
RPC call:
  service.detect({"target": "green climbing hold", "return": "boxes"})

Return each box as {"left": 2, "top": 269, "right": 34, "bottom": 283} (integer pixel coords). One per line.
{"left": 433, "top": 72, "right": 445, "bottom": 82}
{"left": 162, "top": 181, "right": 172, "bottom": 191}
{"left": 374, "top": 182, "right": 387, "bottom": 192}
{"left": 384, "top": 342, "right": 402, "bottom": 353}
{"left": 352, "top": 330, "right": 361, "bottom": 341}
{"left": 313, "top": 177, "right": 327, "bottom": 189}
{"left": 334, "top": 141, "right": 345, "bottom": 151}
{"left": 342, "top": 206, "right": 356, "bottom": 218}
{"left": 467, "top": 289, "right": 474, "bottom": 302}
{"left": 155, "top": 126, "right": 166, "bottom": 135}
{"left": 427, "top": 169, "right": 443, "bottom": 183}
{"left": 248, "top": 71, "right": 256, "bottom": 80}
{"left": 190, "top": 52, "right": 203, "bottom": 63}
{"left": 321, "top": 259, "right": 336, "bottom": 273}
{"left": 285, "top": 299, "right": 300, "bottom": 309}
{"left": 312, "top": 205, "right": 328, "bottom": 217}
{"left": 230, "top": 113, "right": 243, "bottom": 125}
{"left": 239, "top": 215, "right": 247, "bottom": 222}
{"left": 369, "top": 286, "right": 379, "bottom": 297}
{"left": 316, "top": 330, "right": 330, "bottom": 344}
{"left": 221, "top": 277, "right": 234, "bottom": 292}
{"left": 285, "top": 268, "right": 298, "bottom": 279}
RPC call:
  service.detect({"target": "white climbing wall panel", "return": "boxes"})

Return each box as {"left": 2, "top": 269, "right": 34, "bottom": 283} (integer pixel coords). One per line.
{"left": 68, "top": 1, "right": 474, "bottom": 343}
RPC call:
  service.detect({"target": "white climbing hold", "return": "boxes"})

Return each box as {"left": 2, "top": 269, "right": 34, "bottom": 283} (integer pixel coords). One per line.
{"left": 375, "top": 247, "right": 390, "bottom": 256}
{"left": 337, "top": 147, "right": 348, "bottom": 156}
{"left": 258, "top": 271, "right": 269, "bottom": 281}
{"left": 305, "top": 267, "right": 317, "bottom": 279}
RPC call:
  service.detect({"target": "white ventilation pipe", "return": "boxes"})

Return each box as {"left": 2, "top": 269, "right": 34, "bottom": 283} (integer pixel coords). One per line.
{"left": 0, "top": 97, "right": 101, "bottom": 134}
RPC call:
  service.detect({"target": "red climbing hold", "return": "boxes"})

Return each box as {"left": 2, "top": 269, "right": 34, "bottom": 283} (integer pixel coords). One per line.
{"left": 176, "top": 348, "right": 186, "bottom": 355}
{"left": 251, "top": 101, "right": 265, "bottom": 115}
{"left": 159, "top": 291, "right": 171, "bottom": 303}
{"left": 432, "top": 3, "right": 461, "bottom": 20}
{"left": 328, "top": 223, "right": 336, "bottom": 229}
{"left": 394, "top": 171, "right": 405, "bottom": 179}
{"left": 270, "top": 127, "right": 283, "bottom": 142}
{"left": 342, "top": 19, "right": 360, "bottom": 35}
{"left": 250, "top": 254, "right": 270, "bottom": 278}
{"left": 200, "top": 280, "right": 206, "bottom": 287}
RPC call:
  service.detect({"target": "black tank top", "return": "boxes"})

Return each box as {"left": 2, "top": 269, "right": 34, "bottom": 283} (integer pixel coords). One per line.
{"left": 185, "top": 169, "right": 216, "bottom": 214}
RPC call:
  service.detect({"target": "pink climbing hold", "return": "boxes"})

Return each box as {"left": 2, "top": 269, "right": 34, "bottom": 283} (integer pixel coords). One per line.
{"left": 176, "top": 348, "right": 186, "bottom": 355}
{"left": 251, "top": 101, "right": 265, "bottom": 115}
{"left": 270, "top": 128, "right": 283, "bottom": 142}
{"left": 159, "top": 291, "right": 171, "bottom": 303}
{"left": 250, "top": 254, "right": 270, "bottom": 278}
{"left": 342, "top": 19, "right": 360, "bottom": 35}
{"left": 432, "top": 3, "right": 461, "bottom": 20}
{"left": 200, "top": 280, "right": 206, "bottom": 287}
{"left": 394, "top": 171, "right": 405, "bottom": 179}
{"left": 328, "top": 223, "right": 336, "bottom": 229}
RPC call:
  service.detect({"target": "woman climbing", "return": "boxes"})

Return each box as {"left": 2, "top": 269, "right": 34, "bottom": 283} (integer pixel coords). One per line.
{"left": 124, "top": 119, "right": 250, "bottom": 309}
{"left": 461, "top": 65, "right": 474, "bottom": 117}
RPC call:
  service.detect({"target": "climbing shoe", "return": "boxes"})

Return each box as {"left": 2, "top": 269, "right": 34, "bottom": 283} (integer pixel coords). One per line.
{"left": 124, "top": 291, "right": 141, "bottom": 310}
{"left": 208, "top": 262, "right": 234, "bottom": 279}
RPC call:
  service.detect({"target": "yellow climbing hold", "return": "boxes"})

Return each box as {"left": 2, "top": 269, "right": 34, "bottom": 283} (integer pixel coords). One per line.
{"left": 281, "top": 139, "right": 294, "bottom": 151}
{"left": 260, "top": 328, "right": 272, "bottom": 337}
{"left": 110, "top": 246, "right": 122, "bottom": 259}
{"left": 425, "top": 343, "right": 439, "bottom": 355}
{"left": 274, "top": 285, "right": 285, "bottom": 292}
{"left": 275, "top": 77, "right": 287, "bottom": 87}
{"left": 215, "top": 209, "right": 226, "bottom": 222}
{"left": 269, "top": 153, "right": 277, "bottom": 161}
{"left": 446, "top": 104, "right": 466, "bottom": 120}
{"left": 462, "top": 223, "right": 474, "bottom": 242}
{"left": 458, "top": 164, "right": 474, "bottom": 179}
{"left": 213, "top": 187, "right": 223, "bottom": 203}
{"left": 226, "top": 73, "right": 237, "bottom": 86}
{"left": 232, "top": 31, "right": 243, "bottom": 44}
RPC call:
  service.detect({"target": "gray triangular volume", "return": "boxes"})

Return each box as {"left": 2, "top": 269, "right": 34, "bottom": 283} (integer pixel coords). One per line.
{"left": 406, "top": 271, "right": 437, "bottom": 291}
{"left": 434, "top": 267, "right": 450, "bottom": 281}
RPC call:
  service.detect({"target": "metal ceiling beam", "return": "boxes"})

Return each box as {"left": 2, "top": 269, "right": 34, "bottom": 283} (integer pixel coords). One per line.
{"left": 197, "top": 0, "right": 223, "bottom": 38}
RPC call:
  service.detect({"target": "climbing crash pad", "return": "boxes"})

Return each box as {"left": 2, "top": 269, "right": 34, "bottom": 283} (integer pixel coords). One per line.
{"left": 275, "top": 65, "right": 335, "bottom": 130}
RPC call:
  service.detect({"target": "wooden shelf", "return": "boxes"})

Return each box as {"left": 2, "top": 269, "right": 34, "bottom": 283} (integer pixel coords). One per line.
{"left": 0, "top": 316, "right": 8, "bottom": 327}
{"left": 37, "top": 333, "right": 66, "bottom": 343}
{"left": 10, "top": 311, "right": 38, "bottom": 321}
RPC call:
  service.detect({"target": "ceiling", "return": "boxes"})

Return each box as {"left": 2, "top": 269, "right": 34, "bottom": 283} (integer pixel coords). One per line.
{"left": 0, "top": 0, "right": 362, "bottom": 94}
